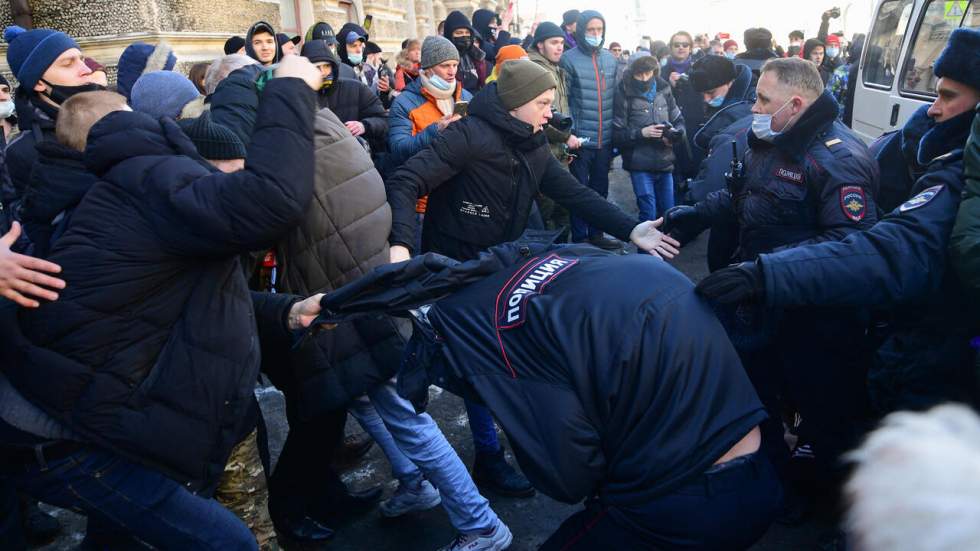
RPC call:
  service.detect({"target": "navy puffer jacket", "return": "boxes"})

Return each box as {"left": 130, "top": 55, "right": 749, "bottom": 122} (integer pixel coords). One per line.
{"left": 559, "top": 10, "right": 618, "bottom": 149}
{"left": 3, "top": 78, "right": 316, "bottom": 492}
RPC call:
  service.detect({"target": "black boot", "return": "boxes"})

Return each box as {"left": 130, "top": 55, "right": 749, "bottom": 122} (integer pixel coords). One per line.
{"left": 472, "top": 448, "right": 535, "bottom": 498}
{"left": 20, "top": 498, "right": 60, "bottom": 545}
{"left": 271, "top": 514, "right": 335, "bottom": 544}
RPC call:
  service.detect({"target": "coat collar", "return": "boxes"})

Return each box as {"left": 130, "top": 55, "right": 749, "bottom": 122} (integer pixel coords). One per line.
{"left": 916, "top": 107, "right": 974, "bottom": 166}
{"left": 749, "top": 91, "right": 839, "bottom": 160}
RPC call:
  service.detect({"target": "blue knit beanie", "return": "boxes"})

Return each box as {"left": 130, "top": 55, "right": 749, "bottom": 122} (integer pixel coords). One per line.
{"left": 131, "top": 71, "right": 201, "bottom": 120}
{"left": 934, "top": 28, "right": 980, "bottom": 93}
{"left": 116, "top": 41, "right": 177, "bottom": 100}
{"left": 3, "top": 26, "right": 79, "bottom": 91}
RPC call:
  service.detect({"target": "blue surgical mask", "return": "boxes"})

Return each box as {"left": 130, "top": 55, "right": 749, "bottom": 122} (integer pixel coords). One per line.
{"left": 826, "top": 47, "right": 840, "bottom": 59}
{"left": 751, "top": 99, "right": 794, "bottom": 142}
{"left": 707, "top": 95, "right": 725, "bottom": 108}
{"left": 348, "top": 52, "right": 363, "bottom": 65}
{"left": 724, "top": 51, "right": 736, "bottom": 60}
{"left": 585, "top": 35, "right": 602, "bottom": 48}
{"left": 0, "top": 100, "right": 14, "bottom": 119}
{"left": 429, "top": 74, "right": 452, "bottom": 91}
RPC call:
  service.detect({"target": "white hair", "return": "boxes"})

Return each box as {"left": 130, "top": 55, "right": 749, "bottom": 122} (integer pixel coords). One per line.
{"left": 204, "top": 54, "right": 258, "bottom": 95}
{"left": 846, "top": 404, "right": 980, "bottom": 551}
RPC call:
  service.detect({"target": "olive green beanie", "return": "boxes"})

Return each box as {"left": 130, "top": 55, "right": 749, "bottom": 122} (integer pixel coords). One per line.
{"left": 497, "top": 60, "right": 557, "bottom": 110}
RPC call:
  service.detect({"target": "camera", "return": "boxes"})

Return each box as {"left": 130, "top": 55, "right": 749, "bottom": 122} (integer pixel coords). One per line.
{"left": 662, "top": 122, "right": 684, "bottom": 142}
{"left": 547, "top": 111, "right": 573, "bottom": 133}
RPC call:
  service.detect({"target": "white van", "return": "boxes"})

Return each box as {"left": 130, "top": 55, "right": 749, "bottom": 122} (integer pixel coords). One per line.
{"left": 851, "top": 0, "right": 978, "bottom": 143}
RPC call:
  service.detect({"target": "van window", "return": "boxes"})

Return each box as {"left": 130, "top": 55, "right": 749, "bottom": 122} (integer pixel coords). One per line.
{"left": 901, "top": 0, "right": 979, "bottom": 96}
{"left": 863, "top": 0, "right": 915, "bottom": 89}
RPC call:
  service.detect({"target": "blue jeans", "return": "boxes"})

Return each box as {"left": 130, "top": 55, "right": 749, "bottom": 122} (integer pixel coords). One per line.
{"left": 2, "top": 446, "right": 256, "bottom": 550}
{"left": 629, "top": 170, "right": 674, "bottom": 221}
{"left": 357, "top": 379, "right": 498, "bottom": 534}
{"left": 464, "top": 401, "right": 500, "bottom": 455}
{"left": 569, "top": 146, "right": 613, "bottom": 241}
{"left": 349, "top": 396, "right": 421, "bottom": 485}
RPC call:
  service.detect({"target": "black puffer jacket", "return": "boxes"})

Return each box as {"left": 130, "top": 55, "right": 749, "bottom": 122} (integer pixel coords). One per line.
{"left": 4, "top": 88, "right": 57, "bottom": 216}
{"left": 385, "top": 83, "right": 638, "bottom": 260}
{"left": 210, "top": 64, "right": 264, "bottom": 146}
{"left": 315, "top": 50, "right": 388, "bottom": 151}
{"left": 3, "top": 78, "right": 316, "bottom": 492}
{"left": 613, "top": 73, "right": 684, "bottom": 173}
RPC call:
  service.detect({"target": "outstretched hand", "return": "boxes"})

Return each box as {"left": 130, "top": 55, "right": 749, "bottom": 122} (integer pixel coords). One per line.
{"left": 0, "top": 222, "right": 65, "bottom": 308}
{"left": 630, "top": 219, "right": 681, "bottom": 260}
{"left": 288, "top": 293, "right": 336, "bottom": 330}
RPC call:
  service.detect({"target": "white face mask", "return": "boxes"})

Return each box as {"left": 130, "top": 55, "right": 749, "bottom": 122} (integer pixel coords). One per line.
{"left": 752, "top": 98, "right": 794, "bottom": 142}
{"left": 0, "top": 100, "right": 14, "bottom": 120}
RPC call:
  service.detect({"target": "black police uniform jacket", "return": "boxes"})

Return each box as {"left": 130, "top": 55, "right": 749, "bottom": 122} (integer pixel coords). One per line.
{"left": 385, "top": 83, "right": 637, "bottom": 261}
{"left": 319, "top": 240, "right": 767, "bottom": 506}
{"left": 0, "top": 79, "right": 317, "bottom": 492}
{"left": 760, "top": 124, "right": 977, "bottom": 412}
{"left": 695, "top": 91, "right": 879, "bottom": 262}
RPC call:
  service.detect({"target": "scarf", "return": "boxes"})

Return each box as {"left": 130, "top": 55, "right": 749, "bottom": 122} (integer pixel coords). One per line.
{"left": 666, "top": 57, "right": 692, "bottom": 75}
{"left": 420, "top": 74, "right": 456, "bottom": 117}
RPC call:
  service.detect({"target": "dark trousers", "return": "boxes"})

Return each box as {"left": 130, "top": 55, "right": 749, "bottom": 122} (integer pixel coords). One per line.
{"left": 569, "top": 146, "right": 612, "bottom": 242}
{"left": 0, "top": 479, "right": 25, "bottom": 550}
{"left": 1, "top": 446, "right": 256, "bottom": 550}
{"left": 268, "top": 403, "right": 348, "bottom": 521}
{"left": 540, "top": 452, "right": 781, "bottom": 550}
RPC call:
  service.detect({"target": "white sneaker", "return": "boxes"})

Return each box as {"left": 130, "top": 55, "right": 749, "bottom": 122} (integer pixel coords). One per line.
{"left": 436, "top": 520, "right": 513, "bottom": 551}
{"left": 379, "top": 478, "right": 442, "bottom": 518}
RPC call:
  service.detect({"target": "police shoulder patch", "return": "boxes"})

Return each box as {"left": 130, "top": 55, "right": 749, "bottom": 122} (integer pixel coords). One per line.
{"left": 899, "top": 185, "right": 944, "bottom": 213}
{"left": 495, "top": 254, "right": 578, "bottom": 331}
{"left": 839, "top": 185, "right": 867, "bottom": 222}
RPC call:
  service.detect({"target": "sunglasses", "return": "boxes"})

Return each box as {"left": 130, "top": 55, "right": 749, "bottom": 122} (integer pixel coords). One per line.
{"left": 672, "top": 42, "right": 690, "bottom": 48}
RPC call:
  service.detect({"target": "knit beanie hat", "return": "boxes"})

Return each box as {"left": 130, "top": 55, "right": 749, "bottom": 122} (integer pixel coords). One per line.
{"left": 532, "top": 22, "right": 564, "bottom": 47}
{"left": 723, "top": 39, "right": 738, "bottom": 51}
{"left": 3, "top": 26, "right": 79, "bottom": 91}
{"left": 421, "top": 36, "right": 459, "bottom": 69}
{"left": 177, "top": 111, "right": 247, "bottom": 160}
{"left": 497, "top": 60, "right": 556, "bottom": 110}
{"left": 117, "top": 41, "right": 177, "bottom": 100}
{"left": 494, "top": 45, "right": 527, "bottom": 73}
{"left": 131, "top": 71, "right": 201, "bottom": 120}
{"left": 224, "top": 36, "right": 245, "bottom": 55}
{"left": 934, "top": 28, "right": 980, "bottom": 92}
{"left": 824, "top": 34, "right": 841, "bottom": 47}
{"left": 689, "top": 54, "right": 737, "bottom": 92}
{"left": 83, "top": 57, "right": 105, "bottom": 74}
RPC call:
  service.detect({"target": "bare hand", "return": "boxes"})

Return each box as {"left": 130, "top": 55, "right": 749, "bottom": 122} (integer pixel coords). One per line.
{"left": 566, "top": 135, "right": 582, "bottom": 150}
{"left": 345, "top": 120, "right": 366, "bottom": 136}
{"left": 629, "top": 218, "right": 681, "bottom": 260}
{"left": 641, "top": 125, "right": 665, "bottom": 139}
{"left": 669, "top": 72, "right": 681, "bottom": 86}
{"left": 274, "top": 55, "right": 323, "bottom": 91}
{"left": 288, "top": 293, "right": 335, "bottom": 330}
{"left": 377, "top": 75, "right": 390, "bottom": 93}
{"left": 0, "top": 222, "right": 65, "bottom": 308}
{"left": 436, "top": 115, "right": 461, "bottom": 132}
{"left": 389, "top": 245, "right": 411, "bottom": 264}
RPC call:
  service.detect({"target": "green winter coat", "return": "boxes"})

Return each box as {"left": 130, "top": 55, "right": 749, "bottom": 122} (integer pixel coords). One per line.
{"left": 951, "top": 105, "right": 980, "bottom": 297}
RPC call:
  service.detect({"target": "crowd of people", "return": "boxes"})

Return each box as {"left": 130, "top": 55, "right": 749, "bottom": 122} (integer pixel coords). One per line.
{"left": 0, "top": 4, "right": 978, "bottom": 550}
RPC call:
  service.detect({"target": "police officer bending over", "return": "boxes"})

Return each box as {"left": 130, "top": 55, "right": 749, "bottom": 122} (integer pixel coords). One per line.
{"left": 316, "top": 239, "right": 781, "bottom": 550}
{"left": 664, "top": 57, "right": 880, "bottom": 501}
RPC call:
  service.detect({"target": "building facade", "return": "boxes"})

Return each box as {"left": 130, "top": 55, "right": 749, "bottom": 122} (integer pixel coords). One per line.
{"left": 0, "top": 0, "right": 503, "bottom": 83}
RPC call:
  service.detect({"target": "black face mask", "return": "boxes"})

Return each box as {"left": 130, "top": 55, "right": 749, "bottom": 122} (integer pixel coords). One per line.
{"left": 39, "top": 79, "right": 106, "bottom": 106}
{"left": 452, "top": 36, "right": 474, "bottom": 53}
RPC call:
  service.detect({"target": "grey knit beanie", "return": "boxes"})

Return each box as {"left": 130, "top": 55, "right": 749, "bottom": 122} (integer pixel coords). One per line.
{"left": 421, "top": 35, "right": 459, "bottom": 69}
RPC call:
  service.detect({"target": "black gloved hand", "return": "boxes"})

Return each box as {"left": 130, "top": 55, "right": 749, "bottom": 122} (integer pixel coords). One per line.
{"left": 695, "top": 261, "right": 765, "bottom": 304}
{"left": 662, "top": 205, "right": 706, "bottom": 245}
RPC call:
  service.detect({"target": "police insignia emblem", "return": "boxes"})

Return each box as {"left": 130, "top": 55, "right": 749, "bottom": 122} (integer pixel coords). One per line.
{"left": 899, "top": 185, "right": 944, "bottom": 212}
{"left": 839, "top": 186, "right": 866, "bottom": 222}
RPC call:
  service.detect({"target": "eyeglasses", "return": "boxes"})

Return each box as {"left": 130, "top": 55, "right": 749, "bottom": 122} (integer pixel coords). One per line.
{"left": 672, "top": 42, "right": 690, "bottom": 48}
{"left": 611, "top": 48, "right": 622, "bottom": 52}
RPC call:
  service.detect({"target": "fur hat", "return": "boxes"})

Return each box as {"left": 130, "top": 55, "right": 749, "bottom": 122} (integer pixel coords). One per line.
{"left": 933, "top": 27, "right": 980, "bottom": 92}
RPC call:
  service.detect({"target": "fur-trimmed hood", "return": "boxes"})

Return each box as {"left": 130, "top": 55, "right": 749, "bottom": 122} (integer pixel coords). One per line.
{"left": 116, "top": 41, "right": 176, "bottom": 101}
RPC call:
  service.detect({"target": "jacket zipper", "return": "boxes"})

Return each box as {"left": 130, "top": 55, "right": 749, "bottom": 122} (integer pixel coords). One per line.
{"left": 592, "top": 53, "right": 604, "bottom": 147}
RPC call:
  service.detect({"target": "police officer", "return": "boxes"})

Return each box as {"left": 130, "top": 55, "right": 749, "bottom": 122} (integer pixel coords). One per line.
{"left": 697, "top": 28, "right": 980, "bottom": 445}
{"left": 664, "top": 56, "right": 880, "bottom": 500}
{"left": 317, "top": 238, "right": 781, "bottom": 550}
